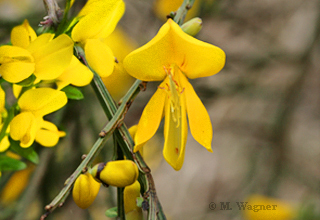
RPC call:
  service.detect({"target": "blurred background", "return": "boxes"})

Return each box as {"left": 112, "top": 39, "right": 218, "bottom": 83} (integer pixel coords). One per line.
{"left": 0, "top": 0, "right": 319, "bottom": 219}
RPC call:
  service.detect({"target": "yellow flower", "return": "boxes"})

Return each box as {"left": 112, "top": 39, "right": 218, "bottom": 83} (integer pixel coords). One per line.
{"left": 71, "top": 0, "right": 125, "bottom": 78}
{"left": 72, "top": 172, "right": 101, "bottom": 209}
{"left": 244, "top": 195, "right": 295, "bottom": 220}
{"left": 123, "top": 19, "right": 225, "bottom": 170}
{"left": 91, "top": 160, "right": 139, "bottom": 188}
{"left": 0, "top": 20, "right": 73, "bottom": 83}
{"left": 124, "top": 181, "right": 143, "bottom": 220}
{"left": 9, "top": 88, "right": 67, "bottom": 148}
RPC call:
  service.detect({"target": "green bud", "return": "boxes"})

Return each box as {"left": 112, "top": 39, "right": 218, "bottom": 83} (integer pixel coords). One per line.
{"left": 181, "top": 17, "right": 202, "bottom": 36}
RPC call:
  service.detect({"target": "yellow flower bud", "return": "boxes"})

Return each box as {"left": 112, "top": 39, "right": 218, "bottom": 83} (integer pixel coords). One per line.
{"left": 91, "top": 160, "right": 139, "bottom": 188}
{"left": 181, "top": 17, "right": 202, "bottom": 36}
{"left": 72, "top": 172, "right": 101, "bottom": 209}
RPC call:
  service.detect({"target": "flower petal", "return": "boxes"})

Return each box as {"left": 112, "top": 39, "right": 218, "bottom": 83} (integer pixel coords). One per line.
{"left": 0, "top": 135, "right": 10, "bottom": 152}
{"left": 10, "top": 112, "right": 43, "bottom": 148}
{"left": 85, "top": 39, "right": 115, "bottom": 77}
{"left": 168, "top": 19, "right": 225, "bottom": 79}
{"left": 27, "top": 33, "right": 54, "bottom": 54}
{"left": 56, "top": 56, "right": 93, "bottom": 90}
{"left": 163, "top": 82, "right": 188, "bottom": 171}
{"left": 35, "top": 120, "right": 66, "bottom": 147}
{"left": 18, "top": 88, "right": 68, "bottom": 117}
{"left": 134, "top": 81, "right": 166, "bottom": 152}
{"left": 32, "top": 34, "right": 74, "bottom": 80}
{"left": 124, "top": 19, "right": 226, "bottom": 81}
{"left": 11, "top": 19, "right": 37, "bottom": 49}
{"left": 72, "top": 0, "right": 125, "bottom": 42}
{"left": 0, "top": 45, "right": 35, "bottom": 83}
{"left": 180, "top": 73, "right": 213, "bottom": 151}
{"left": 123, "top": 21, "right": 173, "bottom": 81}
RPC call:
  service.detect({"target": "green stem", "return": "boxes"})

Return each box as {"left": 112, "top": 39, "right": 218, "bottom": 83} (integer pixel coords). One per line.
{"left": 174, "top": 0, "right": 196, "bottom": 25}
{"left": 40, "top": 75, "right": 139, "bottom": 219}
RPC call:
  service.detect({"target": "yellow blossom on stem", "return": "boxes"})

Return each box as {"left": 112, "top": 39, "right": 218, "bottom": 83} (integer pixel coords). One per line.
{"left": 90, "top": 160, "right": 139, "bottom": 188}
{"left": 0, "top": 20, "right": 73, "bottom": 83}
{"left": 9, "top": 88, "right": 67, "bottom": 148}
{"left": 123, "top": 19, "right": 225, "bottom": 170}
{"left": 72, "top": 172, "right": 101, "bottom": 209}
{"left": 71, "top": 0, "right": 125, "bottom": 78}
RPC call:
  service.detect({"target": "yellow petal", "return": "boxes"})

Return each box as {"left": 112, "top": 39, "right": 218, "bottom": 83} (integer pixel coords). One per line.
{"left": 0, "top": 135, "right": 10, "bottom": 152}
{"left": 32, "top": 34, "right": 74, "bottom": 80}
{"left": 9, "top": 112, "right": 43, "bottom": 148}
{"left": 72, "top": 0, "right": 125, "bottom": 42}
{"left": 0, "top": 85, "right": 5, "bottom": 112}
{"left": 72, "top": 172, "right": 101, "bottom": 209}
{"left": 134, "top": 82, "right": 166, "bottom": 152}
{"left": 123, "top": 21, "right": 172, "bottom": 81}
{"left": 163, "top": 78, "right": 188, "bottom": 171}
{"left": 27, "top": 33, "right": 54, "bottom": 54}
{"left": 35, "top": 120, "right": 66, "bottom": 147}
{"left": 124, "top": 19, "right": 225, "bottom": 81}
{"left": 18, "top": 88, "right": 68, "bottom": 117}
{"left": 11, "top": 19, "right": 37, "bottom": 49}
{"left": 98, "top": 160, "right": 139, "bottom": 188}
{"left": 167, "top": 19, "right": 226, "bottom": 79}
{"left": 12, "top": 84, "right": 23, "bottom": 99}
{"left": 180, "top": 73, "right": 213, "bottom": 151}
{"left": 85, "top": 39, "right": 115, "bottom": 77}
{"left": 0, "top": 45, "right": 35, "bottom": 83}
{"left": 124, "top": 181, "right": 141, "bottom": 213}
{"left": 56, "top": 56, "right": 93, "bottom": 90}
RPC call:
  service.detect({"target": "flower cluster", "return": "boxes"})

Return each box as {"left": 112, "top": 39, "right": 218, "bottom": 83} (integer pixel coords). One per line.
{"left": 0, "top": 19, "right": 93, "bottom": 151}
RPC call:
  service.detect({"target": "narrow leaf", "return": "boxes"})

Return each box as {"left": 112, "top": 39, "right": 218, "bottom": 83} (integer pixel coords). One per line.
{"left": 0, "top": 155, "right": 27, "bottom": 171}
{"left": 61, "top": 85, "right": 84, "bottom": 100}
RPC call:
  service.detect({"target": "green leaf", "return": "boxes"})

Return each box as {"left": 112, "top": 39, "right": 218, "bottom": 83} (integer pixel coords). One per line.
{"left": 16, "top": 75, "right": 36, "bottom": 87}
{"left": 0, "top": 155, "right": 27, "bottom": 171}
{"left": 136, "top": 197, "right": 144, "bottom": 208}
{"left": 61, "top": 85, "right": 84, "bottom": 100}
{"left": 105, "top": 207, "right": 118, "bottom": 218}
{"left": 9, "top": 139, "right": 39, "bottom": 164}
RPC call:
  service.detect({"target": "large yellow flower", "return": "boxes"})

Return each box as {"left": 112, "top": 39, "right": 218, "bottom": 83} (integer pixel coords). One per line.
{"left": 71, "top": 0, "right": 125, "bottom": 78}
{"left": 123, "top": 19, "right": 225, "bottom": 170}
{"left": 0, "top": 20, "right": 73, "bottom": 83}
{"left": 9, "top": 88, "right": 67, "bottom": 148}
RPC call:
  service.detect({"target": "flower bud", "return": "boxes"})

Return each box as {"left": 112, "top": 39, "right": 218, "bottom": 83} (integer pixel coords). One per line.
{"left": 72, "top": 172, "right": 101, "bottom": 209}
{"left": 181, "top": 17, "right": 202, "bottom": 36}
{"left": 91, "top": 160, "right": 139, "bottom": 188}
